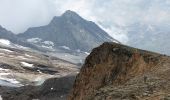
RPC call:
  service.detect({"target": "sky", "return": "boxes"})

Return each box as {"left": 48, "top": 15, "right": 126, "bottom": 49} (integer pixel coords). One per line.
{"left": 0, "top": 0, "right": 170, "bottom": 43}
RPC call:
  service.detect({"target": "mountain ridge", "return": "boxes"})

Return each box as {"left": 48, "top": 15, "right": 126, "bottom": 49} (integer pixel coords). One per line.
{"left": 68, "top": 42, "right": 170, "bottom": 100}
{"left": 18, "top": 10, "right": 119, "bottom": 52}
{"left": 0, "top": 10, "right": 119, "bottom": 64}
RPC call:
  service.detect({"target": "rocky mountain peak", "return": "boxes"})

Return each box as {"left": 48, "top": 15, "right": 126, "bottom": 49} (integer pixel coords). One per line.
{"left": 68, "top": 42, "right": 170, "bottom": 100}
{"left": 18, "top": 11, "right": 118, "bottom": 53}
{"left": 50, "top": 10, "right": 83, "bottom": 24}
{"left": 62, "top": 10, "right": 81, "bottom": 18}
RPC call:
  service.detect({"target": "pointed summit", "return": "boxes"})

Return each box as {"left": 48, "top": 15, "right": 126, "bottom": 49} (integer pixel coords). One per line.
{"left": 50, "top": 10, "right": 84, "bottom": 25}
{"left": 19, "top": 10, "right": 118, "bottom": 52}
{"left": 61, "top": 10, "right": 84, "bottom": 22}
{"left": 62, "top": 10, "right": 81, "bottom": 18}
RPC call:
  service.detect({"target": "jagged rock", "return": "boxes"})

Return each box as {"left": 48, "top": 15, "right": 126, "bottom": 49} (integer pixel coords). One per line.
{"left": 68, "top": 42, "right": 170, "bottom": 100}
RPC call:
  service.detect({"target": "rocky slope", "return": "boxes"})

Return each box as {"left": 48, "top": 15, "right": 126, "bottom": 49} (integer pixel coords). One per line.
{"left": 0, "top": 75, "right": 76, "bottom": 100}
{"left": 0, "top": 26, "right": 42, "bottom": 51}
{"left": 68, "top": 42, "right": 170, "bottom": 100}
{"left": 0, "top": 11, "right": 119, "bottom": 64}
{"left": 0, "top": 44, "right": 79, "bottom": 87}
{"left": 0, "top": 42, "right": 80, "bottom": 100}
{"left": 18, "top": 10, "right": 119, "bottom": 52}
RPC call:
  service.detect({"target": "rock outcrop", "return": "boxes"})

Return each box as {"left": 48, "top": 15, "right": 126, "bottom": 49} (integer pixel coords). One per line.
{"left": 1, "top": 75, "right": 76, "bottom": 100}
{"left": 68, "top": 42, "right": 170, "bottom": 100}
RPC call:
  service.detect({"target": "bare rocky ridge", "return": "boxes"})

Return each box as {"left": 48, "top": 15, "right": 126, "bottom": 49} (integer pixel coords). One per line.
{"left": 68, "top": 42, "right": 170, "bottom": 100}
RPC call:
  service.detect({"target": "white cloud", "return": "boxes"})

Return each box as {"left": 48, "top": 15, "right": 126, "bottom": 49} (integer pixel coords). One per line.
{"left": 53, "top": 0, "right": 170, "bottom": 43}
{"left": 0, "top": 0, "right": 56, "bottom": 33}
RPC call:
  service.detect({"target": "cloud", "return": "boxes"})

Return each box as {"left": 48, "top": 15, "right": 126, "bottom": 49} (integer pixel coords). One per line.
{"left": 0, "top": 0, "right": 170, "bottom": 43}
{"left": 0, "top": 0, "right": 56, "bottom": 33}
{"left": 52, "top": 0, "right": 170, "bottom": 43}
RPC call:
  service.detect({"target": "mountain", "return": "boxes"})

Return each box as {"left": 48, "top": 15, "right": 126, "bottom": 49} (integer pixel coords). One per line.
{"left": 18, "top": 10, "right": 119, "bottom": 52}
{"left": 0, "top": 25, "right": 16, "bottom": 39}
{"left": 0, "top": 10, "right": 119, "bottom": 64}
{"left": 0, "top": 25, "right": 20, "bottom": 45}
{"left": 0, "top": 25, "right": 44, "bottom": 51}
{"left": 68, "top": 42, "right": 170, "bottom": 100}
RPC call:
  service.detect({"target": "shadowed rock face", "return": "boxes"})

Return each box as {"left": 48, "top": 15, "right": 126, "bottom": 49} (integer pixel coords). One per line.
{"left": 68, "top": 42, "right": 170, "bottom": 100}
{"left": 1, "top": 75, "right": 76, "bottom": 100}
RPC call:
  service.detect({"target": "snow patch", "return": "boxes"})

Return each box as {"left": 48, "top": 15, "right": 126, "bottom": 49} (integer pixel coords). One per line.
{"left": 17, "top": 56, "right": 27, "bottom": 60}
{"left": 0, "top": 48, "right": 13, "bottom": 53}
{"left": 0, "top": 39, "right": 10, "bottom": 45}
{"left": 15, "top": 45, "right": 29, "bottom": 49}
{"left": 41, "top": 45, "right": 54, "bottom": 50}
{"left": 34, "top": 77, "right": 46, "bottom": 85}
{"left": 25, "top": 54, "right": 33, "bottom": 58}
{"left": 0, "top": 95, "right": 3, "bottom": 100}
{"left": 76, "top": 72, "right": 79, "bottom": 74}
{"left": 0, "top": 67, "right": 23, "bottom": 87}
{"left": 21, "top": 62, "right": 34, "bottom": 68}
{"left": 113, "top": 48, "right": 119, "bottom": 51}
{"left": 27, "top": 38, "right": 42, "bottom": 43}
{"left": 37, "top": 70, "right": 42, "bottom": 74}
{"left": 0, "top": 77, "right": 20, "bottom": 84}
{"left": 43, "top": 41, "right": 54, "bottom": 46}
{"left": 0, "top": 68, "right": 8, "bottom": 71}
{"left": 27, "top": 38, "right": 55, "bottom": 50}
{"left": 84, "top": 52, "right": 90, "bottom": 55}
{"left": 0, "top": 68, "right": 21, "bottom": 85}
{"left": 60, "top": 46, "right": 70, "bottom": 50}
{"left": 0, "top": 73, "right": 10, "bottom": 76}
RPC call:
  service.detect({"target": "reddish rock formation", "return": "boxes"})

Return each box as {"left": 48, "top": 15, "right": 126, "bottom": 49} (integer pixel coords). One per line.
{"left": 68, "top": 42, "right": 170, "bottom": 100}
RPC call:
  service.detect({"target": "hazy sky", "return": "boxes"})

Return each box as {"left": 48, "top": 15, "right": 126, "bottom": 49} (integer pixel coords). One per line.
{"left": 0, "top": 0, "right": 170, "bottom": 43}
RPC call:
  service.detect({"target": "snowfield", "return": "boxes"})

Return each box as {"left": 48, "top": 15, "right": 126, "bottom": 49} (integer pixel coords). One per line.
{"left": 0, "top": 48, "right": 13, "bottom": 53}
{"left": 0, "top": 95, "right": 2, "bottom": 100}
{"left": 0, "top": 43, "right": 79, "bottom": 88}
{"left": 0, "top": 67, "right": 22, "bottom": 87}
{"left": 41, "top": 45, "right": 54, "bottom": 49}
{"left": 27, "top": 38, "right": 55, "bottom": 50}
{"left": 25, "top": 54, "right": 33, "bottom": 58}
{"left": 43, "top": 41, "right": 54, "bottom": 46}
{"left": 27, "top": 38, "right": 42, "bottom": 43}
{"left": 0, "top": 39, "right": 10, "bottom": 45}
{"left": 21, "top": 62, "right": 34, "bottom": 68}
{"left": 60, "top": 46, "right": 70, "bottom": 50}
{"left": 84, "top": 52, "right": 90, "bottom": 55}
